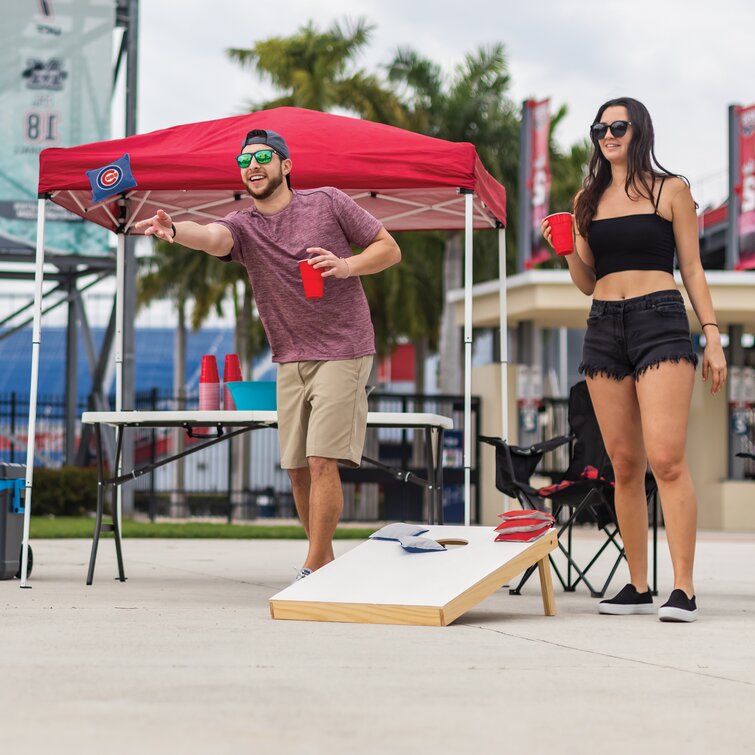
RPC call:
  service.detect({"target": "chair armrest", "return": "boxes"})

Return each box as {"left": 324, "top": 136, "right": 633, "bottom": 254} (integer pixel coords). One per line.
{"left": 527, "top": 434, "right": 572, "bottom": 455}
{"left": 480, "top": 434, "right": 572, "bottom": 457}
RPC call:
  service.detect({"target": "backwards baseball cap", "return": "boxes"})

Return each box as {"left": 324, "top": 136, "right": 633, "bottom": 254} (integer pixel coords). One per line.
{"left": 241, "top": 129, "right": 290, "bottom": 159}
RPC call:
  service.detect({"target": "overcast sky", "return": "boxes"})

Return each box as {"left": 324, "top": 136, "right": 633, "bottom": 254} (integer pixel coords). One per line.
{"left": 128, "top": 0, "right": 754, "bottom": 210}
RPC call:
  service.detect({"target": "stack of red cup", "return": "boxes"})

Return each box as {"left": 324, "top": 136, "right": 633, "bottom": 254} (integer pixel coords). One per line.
{"left": 199, "top": 355, "right": 220, "bottom": 410}
{"left": 223, "top": 353, "right": 243, "bottom": 410}
{"left": 197, "top": 355, "right": 219, "bottom": 435}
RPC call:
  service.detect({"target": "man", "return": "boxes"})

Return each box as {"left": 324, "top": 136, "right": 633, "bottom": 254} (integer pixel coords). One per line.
{"left": 135, "top": 129, "right": 401, "bottom": 580}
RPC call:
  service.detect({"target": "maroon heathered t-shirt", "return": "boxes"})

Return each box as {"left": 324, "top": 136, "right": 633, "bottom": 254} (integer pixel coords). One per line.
{"left": 215, "top": 187, "right": 382, "bottom": 363}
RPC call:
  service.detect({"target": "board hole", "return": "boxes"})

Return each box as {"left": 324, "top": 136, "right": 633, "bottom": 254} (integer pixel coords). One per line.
{"left": 435, "top": 538, "right": 468, "bottom": 548}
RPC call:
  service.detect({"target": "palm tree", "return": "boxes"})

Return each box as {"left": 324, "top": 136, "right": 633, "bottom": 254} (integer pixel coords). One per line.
{"left": 387, "top": 44, "right": 520, "bottom": 392}
{"left": 227, "top": 18, "right": 405, "bottom": 124}
{"left": 228, "top": 18, "right": 416, "bottom": 382}
{"left": 138, "top": 240, "right": 242, "bottom": 511}
{"left": 361, "top": 230, "right": 445, "bottom": 389}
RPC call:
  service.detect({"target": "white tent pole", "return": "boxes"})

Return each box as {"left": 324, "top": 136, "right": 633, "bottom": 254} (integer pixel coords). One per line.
{"left": 115, "top": 233, "right": 125, "bottom": 411}
{"left": 498, "top": 227, "right": 508, "bottom": 440}
{"left": 463, "top": 193, "right": 474, "bottom": 526}
{"left": 115, "top": 233, "right": 125, "bottom": 530}
{"left": 20, "top": 198, "right": 47, "bottom": 588}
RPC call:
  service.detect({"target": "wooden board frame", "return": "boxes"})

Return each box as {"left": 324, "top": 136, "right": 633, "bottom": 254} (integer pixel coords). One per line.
{"left": 270, "top": 529, "right": 557, "bottom": 626}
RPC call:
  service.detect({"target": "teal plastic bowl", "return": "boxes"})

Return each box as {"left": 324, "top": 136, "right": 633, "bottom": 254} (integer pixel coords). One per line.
{"left": 226, "top": 381, "right": 277, "bottom": 410}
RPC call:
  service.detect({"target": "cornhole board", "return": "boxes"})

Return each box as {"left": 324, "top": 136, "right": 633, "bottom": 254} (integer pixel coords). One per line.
{"left": 269, "top": 525, "right": 558, "bottom": 626}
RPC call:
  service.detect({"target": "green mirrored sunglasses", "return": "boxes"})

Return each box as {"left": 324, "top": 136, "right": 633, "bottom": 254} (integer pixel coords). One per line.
{"left": 236, "top": 149, "right": 276, "bottom": 168}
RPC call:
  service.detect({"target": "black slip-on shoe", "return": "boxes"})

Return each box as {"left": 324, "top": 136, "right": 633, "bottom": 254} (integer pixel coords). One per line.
{"left": 658, "top": 589, "right": 698, "bottom": 622}
{"left": 598, "top": 583, "right": 655, "bottom": 615}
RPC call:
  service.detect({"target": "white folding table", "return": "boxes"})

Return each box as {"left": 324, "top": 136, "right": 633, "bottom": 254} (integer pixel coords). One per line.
{"left": 80, "top": 410, "right": 453, "bottom": 585}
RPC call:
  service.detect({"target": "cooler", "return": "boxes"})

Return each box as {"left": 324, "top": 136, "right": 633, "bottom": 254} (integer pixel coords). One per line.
{"left": 0, "top": 463, "right": 28, "bottom": 580}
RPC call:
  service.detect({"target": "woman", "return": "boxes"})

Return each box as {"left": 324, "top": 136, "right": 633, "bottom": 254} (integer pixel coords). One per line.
{"left": 542, "top": 97, "right": 727, "bottom": 622}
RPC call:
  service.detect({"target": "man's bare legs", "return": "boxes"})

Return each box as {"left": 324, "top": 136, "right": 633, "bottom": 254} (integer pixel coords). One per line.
{"left": 287, "top": 456, "right": 343, "bottom": 571}
{"left": 288, "top": 466, "right": 311, "bottom": 539}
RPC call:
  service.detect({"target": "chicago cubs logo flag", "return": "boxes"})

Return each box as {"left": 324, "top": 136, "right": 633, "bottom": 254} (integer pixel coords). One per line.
{"left": 85, "top": 153, "right": 137, "bottom": 204}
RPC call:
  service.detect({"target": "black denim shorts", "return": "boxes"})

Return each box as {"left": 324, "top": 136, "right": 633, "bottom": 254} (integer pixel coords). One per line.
{"left": 579, "top": 290, "right": 698, "bottom": 380}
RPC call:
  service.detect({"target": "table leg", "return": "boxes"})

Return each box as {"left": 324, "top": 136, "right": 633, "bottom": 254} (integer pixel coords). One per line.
{"left": 112, "top": 427, "right": 126, "bottom": 581}
{"left": 434, "top": 428, "right": 445, "bottom": 525}
{"left": 423, "top": 427, "right": 435, "bottom": 525}
{"left": 86, "top": 423, "right": 105, "bottom": 585}
{"left": 538, "top": 556, "right": 556, "bottom": 616}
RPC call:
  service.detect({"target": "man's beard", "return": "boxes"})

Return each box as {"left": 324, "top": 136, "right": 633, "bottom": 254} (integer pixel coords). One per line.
{"left": 245, "top": 168, "right": 284, "bottom": 200}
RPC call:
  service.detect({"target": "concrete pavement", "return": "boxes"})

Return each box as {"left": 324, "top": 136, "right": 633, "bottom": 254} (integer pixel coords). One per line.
{"left": 1, "top": 530, "right": 754, "bottom": 754}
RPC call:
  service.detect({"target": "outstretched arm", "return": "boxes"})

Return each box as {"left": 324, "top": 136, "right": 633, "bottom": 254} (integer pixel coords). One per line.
{"left": 134, "top": 209, "right": 233, "bottom": 258}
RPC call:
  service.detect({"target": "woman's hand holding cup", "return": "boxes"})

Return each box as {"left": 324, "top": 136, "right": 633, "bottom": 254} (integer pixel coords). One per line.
{"left": 542, "top": 213, "right": 574, "bottom": 256}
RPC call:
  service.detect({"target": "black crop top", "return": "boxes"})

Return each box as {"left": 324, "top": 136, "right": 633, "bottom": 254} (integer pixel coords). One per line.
{"left": 587, "top": 180, "right": 676, "bottom": 280}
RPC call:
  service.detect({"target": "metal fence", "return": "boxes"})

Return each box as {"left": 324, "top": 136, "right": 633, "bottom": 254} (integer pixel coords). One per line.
{"left": 733, "top": 406, "right": 755, "bottom": 478}
{"left": 538, "top": 398, "right": 755, "bottom": 481}
{"left": 0, "top": 390, "right": 480, "bottom": 523}
{"left": 0, "top": 392, "right": 87, "bottom": 467}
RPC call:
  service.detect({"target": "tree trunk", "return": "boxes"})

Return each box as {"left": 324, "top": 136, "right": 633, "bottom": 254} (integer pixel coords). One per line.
{"left": 439, "top": 231, "right": 463, "bottom": 394}
{"left": 237, "top": 286, "right": 254, "bottom": 379}
{"left": 414, "top": 336, "right": 427, "bottom": 395}
{"left": 170, "top": 301, "right": 187, "bottom": 516}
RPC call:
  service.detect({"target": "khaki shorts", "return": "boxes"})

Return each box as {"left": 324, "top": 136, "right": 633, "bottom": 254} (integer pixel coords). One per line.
{"left": 277, "top": 356, "right": 373, "bottom": 469}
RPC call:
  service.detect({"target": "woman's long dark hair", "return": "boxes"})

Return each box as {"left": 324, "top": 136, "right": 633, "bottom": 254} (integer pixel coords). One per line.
{"left": 574, "top": 97, "right": 682, "bottom": 236}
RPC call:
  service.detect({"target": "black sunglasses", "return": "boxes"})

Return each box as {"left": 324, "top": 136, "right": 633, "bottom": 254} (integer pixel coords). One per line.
{"left": 590, "top": 120, "right": 632, "bottom": 140}
{"left": 235, "top": 149, "right": 278, "bottom": 168}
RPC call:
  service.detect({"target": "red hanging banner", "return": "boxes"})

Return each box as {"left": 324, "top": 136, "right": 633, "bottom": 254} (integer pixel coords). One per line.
{"left": 527, "top": 99, "right": 552, "bottom": 266}
{"left": 737, "top": 104, "right": 755, "bottom": 267}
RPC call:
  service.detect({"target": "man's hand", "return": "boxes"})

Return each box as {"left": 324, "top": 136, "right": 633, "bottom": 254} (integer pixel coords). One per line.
{"left": 134, "top": 209, "right": 175, "bottom": 243}
{"left": 307, "top": 247, "right": 351, "bottom": 279}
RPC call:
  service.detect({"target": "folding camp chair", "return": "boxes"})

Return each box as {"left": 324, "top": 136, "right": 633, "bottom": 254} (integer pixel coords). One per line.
{"left": 482, "top": 380, "right": 659, "bottom": 598}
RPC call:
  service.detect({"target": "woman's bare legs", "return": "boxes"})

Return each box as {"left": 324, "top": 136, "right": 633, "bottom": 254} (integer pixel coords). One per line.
{"left": 635, "top": 362, "right": 697, "bottom": 598}
{"left": 586, "top": 375, "right": 649, "bottom": 591}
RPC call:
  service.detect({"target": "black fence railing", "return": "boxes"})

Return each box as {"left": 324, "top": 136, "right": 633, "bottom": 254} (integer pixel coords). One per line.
{"left": 0, "top": 390, "right": 481, "bottom": 523}
{"left": 537, "top": 398, "right": 755, "bottom": 482}
{"left": 0, "top": 392, "right": 88, "bottom": 466}
{"left": 734, "top": 407, "right": 755, "bottom": 479}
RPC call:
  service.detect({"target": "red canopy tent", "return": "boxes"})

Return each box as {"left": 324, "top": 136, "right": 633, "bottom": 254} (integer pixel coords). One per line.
{"left": 39, "top": 106, "right": 506, "bottom": 232}
{"left": 21, "top": 108, "right": 510, "bottom": 583}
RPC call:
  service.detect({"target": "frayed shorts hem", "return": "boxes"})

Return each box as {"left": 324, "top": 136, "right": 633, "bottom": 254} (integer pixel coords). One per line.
{"left": 579, "top": 353, "right": 698, "bottom": 381}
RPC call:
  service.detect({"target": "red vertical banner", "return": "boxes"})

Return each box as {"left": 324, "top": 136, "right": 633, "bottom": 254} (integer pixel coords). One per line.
{"left": 737, "top": 104, "right": 755, "bottom": 268}
{"left": 527, "top": 99, "right": 552, "bottom": 268}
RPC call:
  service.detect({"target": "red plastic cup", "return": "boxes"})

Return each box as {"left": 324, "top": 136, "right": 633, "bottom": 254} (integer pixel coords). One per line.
{"left": 223, "top": 354, "right": 243, "bottom": 410}
{"left": 223, "top": 354, "right": 242, "bottom": 382}
{"left": 299, "top": 259, "right": 324, "bottom": 299}
{"left": 199, "top": 354, "right": 219, "bottom": 385}
{"left": 544, "top": 212, "right": 574, "bottom": 255}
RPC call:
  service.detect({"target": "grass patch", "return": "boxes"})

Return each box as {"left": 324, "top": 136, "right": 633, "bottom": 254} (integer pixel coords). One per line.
{"left": 30, "top": 516, "right": 376, "bottom": 540}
